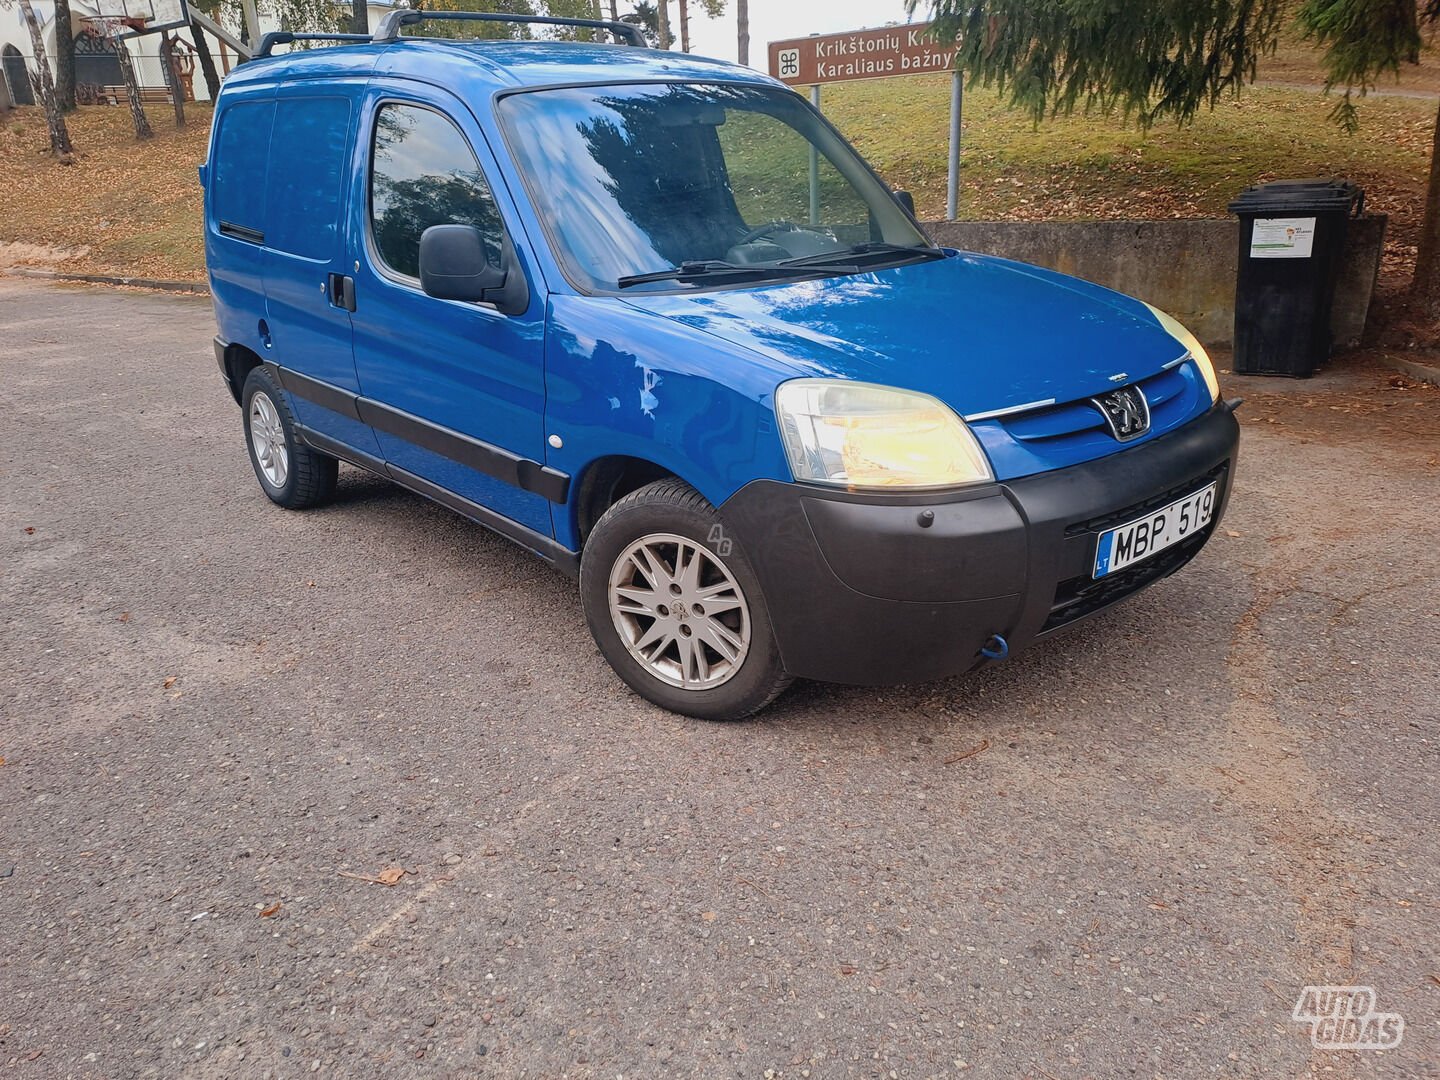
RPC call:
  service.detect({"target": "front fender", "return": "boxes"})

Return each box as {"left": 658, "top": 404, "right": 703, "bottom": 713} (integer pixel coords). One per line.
{"left": 544, "top": 295, "right": 793, "bottom": 550}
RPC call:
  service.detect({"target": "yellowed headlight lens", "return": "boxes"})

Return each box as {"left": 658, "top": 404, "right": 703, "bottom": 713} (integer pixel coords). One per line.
{"left": 776, "top": 381, "right": 993, "bottom": 489}
{"left": 838, "top": 408, "right": 984, "bottom": 487}
{"left": 1145, "top": 303, "right": 1219, "bottom": 403}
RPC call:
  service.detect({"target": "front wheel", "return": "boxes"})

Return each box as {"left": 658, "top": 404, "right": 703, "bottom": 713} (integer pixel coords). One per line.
{"left": 580, "top": 479, "right": 791, "bottom": 720}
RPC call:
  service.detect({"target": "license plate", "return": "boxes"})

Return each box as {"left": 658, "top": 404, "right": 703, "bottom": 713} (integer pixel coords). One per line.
{"left": 1093, "top": 482, "right": 1218, "bottom": 578}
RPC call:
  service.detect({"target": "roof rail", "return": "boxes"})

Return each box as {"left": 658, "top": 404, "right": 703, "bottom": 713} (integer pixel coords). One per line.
{"left": 370, "top": 10, "right": 646, "bottom": 48}
{"left": 254, "top": 31, "right": 373, "bottom": 59}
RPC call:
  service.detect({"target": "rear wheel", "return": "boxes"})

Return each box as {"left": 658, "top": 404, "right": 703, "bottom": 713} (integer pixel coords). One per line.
{"left": 241, "top": 366, "right": 337, "bottom": 509}
{"left": 580, "top": 479, "right": 791, "bottom": 720}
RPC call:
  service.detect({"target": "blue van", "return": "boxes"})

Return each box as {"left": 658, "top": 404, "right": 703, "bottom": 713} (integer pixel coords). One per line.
{"left": 202, "top": 12, "right": 1239, "bottom": 720}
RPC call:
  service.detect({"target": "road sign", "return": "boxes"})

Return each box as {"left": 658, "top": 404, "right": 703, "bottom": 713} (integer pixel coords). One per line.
{"left": 768, "top": 22, "right": 966, "bottom": 220}
{"left": 767, "top": 22, "right": 957, "bottom": 87}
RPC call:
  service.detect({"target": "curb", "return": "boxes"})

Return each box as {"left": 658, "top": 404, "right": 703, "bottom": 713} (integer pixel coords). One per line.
{"left": 1384, "top": 354, "right": 1440, "bottom": 388}
{"left": 3, "top": 268, "right": 209, "bottom": 294}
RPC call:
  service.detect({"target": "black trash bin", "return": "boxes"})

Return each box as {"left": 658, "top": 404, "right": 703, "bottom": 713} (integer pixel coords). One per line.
{"left": 1228, "top": 178, "right": 1363, "bottom": 377}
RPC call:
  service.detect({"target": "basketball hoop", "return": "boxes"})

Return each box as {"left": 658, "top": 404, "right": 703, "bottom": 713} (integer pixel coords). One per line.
{"left": 86, "top": 13, "right": 146, "bottom": 39}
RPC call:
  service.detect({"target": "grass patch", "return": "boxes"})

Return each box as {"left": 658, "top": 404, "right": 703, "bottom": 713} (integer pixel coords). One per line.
{"left": 823, "top": 76, "right": 1434, "bottom": 239}
{"left": 0, "top": 68, "right": 1433, "bottom": 284}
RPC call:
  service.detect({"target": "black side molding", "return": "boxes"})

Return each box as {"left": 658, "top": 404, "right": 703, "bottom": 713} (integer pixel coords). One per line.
{"left": 295, "top": 427, "right": 579, "bottom": 579}
{"left": 270, "top": 363, "right": 570, "bottom": 505}
{"left": 385, "top": 463, "right": 579, "bottom": 578}
{"left": 275, "top": 365, "right": 363, "bottom": 423}
{"left": 219, "top": 221, "right": 264, "bottom": 245}
{"left": 293, "top": 424, "right": 387, "bottom": 476}
{"left": 356, "top": 397, "right": 570, "bottom": 504}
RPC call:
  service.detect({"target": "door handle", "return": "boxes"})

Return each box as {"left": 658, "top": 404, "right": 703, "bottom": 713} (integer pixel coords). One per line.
{"left": 327, "top": 272, "right": 356, "bottom": 312}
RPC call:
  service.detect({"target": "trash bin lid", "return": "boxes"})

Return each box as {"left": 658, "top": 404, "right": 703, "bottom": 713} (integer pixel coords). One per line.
{"left": 1228, "top": 178, "right": 1363, "bottom": 216}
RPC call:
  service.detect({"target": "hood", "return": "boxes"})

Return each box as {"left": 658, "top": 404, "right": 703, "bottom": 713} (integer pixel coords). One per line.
{"left": 620, "top": 251, "right": 1188, "bottom": 416}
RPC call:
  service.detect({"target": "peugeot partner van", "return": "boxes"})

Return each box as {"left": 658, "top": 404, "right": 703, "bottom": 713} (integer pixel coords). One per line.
{"left": 202, "top": 12, "right": 1240, "bottom": 720}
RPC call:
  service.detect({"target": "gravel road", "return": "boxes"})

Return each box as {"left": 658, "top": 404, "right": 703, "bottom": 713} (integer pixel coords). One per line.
{"left": 1, "top": 278, "right": 1437, "bottom": 1078}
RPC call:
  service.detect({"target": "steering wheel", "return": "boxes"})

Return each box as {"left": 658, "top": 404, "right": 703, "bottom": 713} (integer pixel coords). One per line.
{"left": 735, "top": 220, "right": 802, "bottom": 247}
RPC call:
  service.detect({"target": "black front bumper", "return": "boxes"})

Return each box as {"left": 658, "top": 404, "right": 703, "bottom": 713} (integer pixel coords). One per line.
{"left": 720, "top": 402, "right": 1241, "bottom": 685}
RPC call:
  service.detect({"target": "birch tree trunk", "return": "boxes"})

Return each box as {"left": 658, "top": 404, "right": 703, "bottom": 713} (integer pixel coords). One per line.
{"left": 112, "top": 31, "right": 153, "bottom": 140}
{"left": 17, "top": 0, "right": 75, "bottom": 160}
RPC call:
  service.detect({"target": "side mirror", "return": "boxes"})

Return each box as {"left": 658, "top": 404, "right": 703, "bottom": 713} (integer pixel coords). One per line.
{"left": 893, "top": 189, "right": 916, "bottom": 216}
{"left": 419, "top": 224, "right": 506, "bottom": 302}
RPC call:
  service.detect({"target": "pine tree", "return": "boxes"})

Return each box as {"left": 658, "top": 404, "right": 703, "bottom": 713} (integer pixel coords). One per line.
{"left": 915, "top": 0, "right": 1440, "bottom": 315}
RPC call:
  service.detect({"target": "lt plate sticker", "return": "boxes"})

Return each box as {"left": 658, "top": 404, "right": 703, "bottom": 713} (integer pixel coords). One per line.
{"left": 1094, "top": 483, "right": 1217, "bottom": 579}
{"left": 1251, "top": 217, "right": 1316, "bottom": 259}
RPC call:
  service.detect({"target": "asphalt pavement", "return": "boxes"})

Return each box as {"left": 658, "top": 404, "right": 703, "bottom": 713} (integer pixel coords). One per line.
{"left": 1, "top": 278, "right": 1437, "bottom": 1079}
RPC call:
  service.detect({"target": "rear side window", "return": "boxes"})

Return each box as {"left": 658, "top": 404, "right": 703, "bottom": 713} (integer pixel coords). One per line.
{"left": 266, "top": 96, "right": 353, "bottom": 260}
{"left": 369, "top": 103, "right": 504, "bottom": 279}
{"left": 212, "top": 100, "right": 276, "bottom": 235}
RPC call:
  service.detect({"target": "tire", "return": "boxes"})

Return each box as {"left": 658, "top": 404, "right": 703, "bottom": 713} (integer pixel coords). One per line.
{"left": 240, "top": 366, "right": 338, "bottom": 509}
{"left": 580, "top": 478, "right": 792, "bottom": 721}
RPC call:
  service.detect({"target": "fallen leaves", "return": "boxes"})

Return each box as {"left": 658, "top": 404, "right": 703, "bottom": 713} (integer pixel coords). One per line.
{"left": 0, "top": 106, "right": 211, "bottom": 280}
{"left": 944, "top": 739, "right": 991, "bottom": 765}
{"left": 700, "top": 911, "right": 717, "bottom": 923}
{"left": 259, "top": 901, "right": 282, "bottom": 918}
{"left": 22, "top": 526, "right": 35, "bottom": 535}
{"left": 338, "top": 866, "right": 411, "bottom": 886}
{"left": 162, "top": 676, "right": 177, "bottom": 689}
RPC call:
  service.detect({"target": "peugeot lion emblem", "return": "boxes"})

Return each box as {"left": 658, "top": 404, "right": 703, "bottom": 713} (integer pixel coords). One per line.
{"left": 1092, "top": 385, "right": 1151, "bottom": 441}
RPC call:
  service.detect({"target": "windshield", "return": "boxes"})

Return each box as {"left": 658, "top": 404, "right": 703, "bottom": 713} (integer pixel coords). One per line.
{"left": 498, "top": 82, "right": 932, "bottom": 293}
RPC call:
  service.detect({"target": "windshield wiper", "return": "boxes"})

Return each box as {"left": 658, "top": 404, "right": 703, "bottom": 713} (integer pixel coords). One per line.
{"left": 617, "top": 260, "right": 853, "bottom": 289}
{"left": 614, "top": 244, "right": 939, "bottom": 289}
{"left": 778, "top": 242, "right": 947, "bottom": 270}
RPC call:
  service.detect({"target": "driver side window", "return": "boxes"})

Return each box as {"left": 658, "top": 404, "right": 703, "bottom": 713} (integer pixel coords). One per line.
{"left": 369, "top": 103, "right": 505, "bottom": 280}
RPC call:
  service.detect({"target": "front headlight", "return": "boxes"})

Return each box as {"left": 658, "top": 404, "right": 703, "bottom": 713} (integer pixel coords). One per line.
{"left": 774, "top": 379, "right": 994, "bottom": 489}
{"left": 1144, "top": 302, "right": 1220, "bottom": 404}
